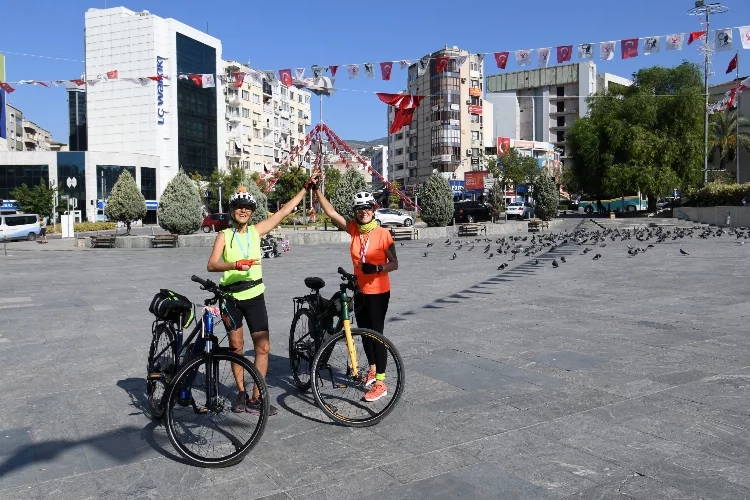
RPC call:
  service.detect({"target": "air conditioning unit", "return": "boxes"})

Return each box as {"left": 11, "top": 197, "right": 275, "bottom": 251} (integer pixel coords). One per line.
{"left": 466, "top": 149, "right": 473, "bottom": 156}
{"left": 461, "top": 78, "right": 466, "bottom": 83}
{"left": 253, "top": 120, "right": 258, "bottom": 126}
{"left": 466, "top": 100, "right": 471, "bottom": 105}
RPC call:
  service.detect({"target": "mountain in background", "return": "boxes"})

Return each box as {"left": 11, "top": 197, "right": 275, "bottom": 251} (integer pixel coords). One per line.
{"left": 342, "top": 137, "right": 388, "bottom": 150}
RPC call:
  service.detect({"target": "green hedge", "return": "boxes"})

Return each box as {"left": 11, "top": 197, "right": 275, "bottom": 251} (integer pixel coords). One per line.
{"left": 47, "top": 222, "right": 116, "bottom": 234}
{"left": 685, "top": 182, "right": 750, "bottom": 207}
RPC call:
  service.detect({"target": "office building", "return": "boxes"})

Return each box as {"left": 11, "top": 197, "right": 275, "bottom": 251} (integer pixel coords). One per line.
{"left": 485, "top": 62, "right": 631, "bottom": 165}
{"left": 387, "top": 46, "right": 494, "bottom": 189}
{"left": 222, "top": 60, "right": 311, "bottom": 174}
{"left": 84, "top": 6, "right": 226, "bottom": 189}
{"left": 65, "top": 81, "right": 88, "bottom": 151}
{"left": 370, "top": 145, "right": 388, "bottom": 188}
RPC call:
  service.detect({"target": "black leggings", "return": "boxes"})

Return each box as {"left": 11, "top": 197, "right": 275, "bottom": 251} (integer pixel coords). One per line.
{"left": 353, "top": 291, "right": 390, "bottom": 374}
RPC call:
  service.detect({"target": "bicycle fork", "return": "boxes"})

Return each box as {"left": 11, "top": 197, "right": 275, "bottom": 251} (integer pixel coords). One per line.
{"left": 341, "top": 295, "right": 360, "bottom": 379}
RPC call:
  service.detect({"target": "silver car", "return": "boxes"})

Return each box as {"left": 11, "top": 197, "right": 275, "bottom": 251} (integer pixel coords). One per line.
{"left": 374, "top": 208, "right": 414, "bottom": 227}
{"left": 505, "top": 202, "right": 535, "bottom": 220}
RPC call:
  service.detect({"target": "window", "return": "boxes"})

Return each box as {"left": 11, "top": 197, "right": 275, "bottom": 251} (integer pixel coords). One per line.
{"left": 290, "top": 138, "right": 295, "bottom": 147}
{"left": 242, "top": 107, "right": 250, "bottom": 118}
{"left": 556, "top": 101, "right": 565, "bottom": 112}
{"left": 280, "top": 86, "right": 287, "bottom": 96}
{"left": 471, "top": 131, "right": 479, "bottom": 140}
{"left": 290, "top": 107, "right": 295, "bottom": 116}
{"left": 471, "top": 115, "right": 480, "bottom": 123}
{"left": 254, "top": 145, "right": 262, "bottom": 154}
{"left": 290, "top": 91, "right": 295, "bottom": 100}
{"left": 408, "top": 152, "right": 417, "bottom": 161}
{"left": 96, "top": 165, "right": 136, "bottom": 199}
{"left": 556, "top": 86, "right": 564, "bottom": 97}
{"left": 242, "top": 90, "right": 250, "bottom": 100}
{"left": 298, "top": 124, "right": 303, "bottom": 133}
{"left": 557, "top": 116, "right": 565, "bottom": 127}
{"left": 298, "top": 110, "right": 303, "bottom": 118}
{"left": 396, "top": 148, "right": 403, "bottom": 156}
{"left": 305, "top": 96, "right": 309, "bottom": 103}
{"left": 298, "top": 95, "right": 302, "bottom": 103}
{"left": 557, "top": 131, "right": 565, "bottom": 142}
{"left": 471, "top": 80, "right": 479, "bottom": 88}
{"left": 140, "top": 167, "right": 157, "bottom": 200}
{"left": 471, "top": 96, "right": 480, "bottom": 106}
{"left": 253, "top": 112, "right": 261, "bottom": 123}
{"left": 472, "top": 148, "right": 479, "bottom": 157}
{"left": 253, "top": 94, "right": 260, "bottom": 104}
{"left": 253, "top": 129, "right": 260, "bottom": 138}
{"left": 273, "top": 117, "right": 279, "bottom": 126}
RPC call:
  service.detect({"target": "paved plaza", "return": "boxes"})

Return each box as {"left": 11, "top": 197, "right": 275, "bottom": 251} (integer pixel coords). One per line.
{"left": 0, "top": 219, "right": 749, "bottom": 499}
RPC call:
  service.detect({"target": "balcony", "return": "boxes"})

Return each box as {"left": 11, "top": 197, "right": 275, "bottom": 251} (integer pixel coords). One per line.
{"left": 263, "top": 104, "right": 273, "bottom": 114}
{"left": 262, "top": 83, "right": 273, "bottom": 98}
{"left": 226, "top": 149, "right": 241, "bottom": 159}
{"left": 225, "top": 93, "right": 241, "bottom": 106}
{"left": 262, "top": 121, "right": 273, "bottom": 130}
{"left": 279, "top": 110, "right": 290, "bottom": 119}
{"left": 226, "top": 113, "right": 241, "bottom": 123}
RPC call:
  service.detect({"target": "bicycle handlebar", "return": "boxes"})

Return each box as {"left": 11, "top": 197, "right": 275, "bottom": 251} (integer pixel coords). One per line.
{"left": 337, "top": 267, "right": 357, "bottom": 282}
{"left": 191, "top": 275, "right": 215, "bottom": 289}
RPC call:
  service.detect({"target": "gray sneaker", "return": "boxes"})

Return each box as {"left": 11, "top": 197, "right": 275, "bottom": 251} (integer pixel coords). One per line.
{"left": 232, "top": 391, "right": 250, "bottom": 413}
{"left": 247, "top": 397, "right": 278, "bottom": 416}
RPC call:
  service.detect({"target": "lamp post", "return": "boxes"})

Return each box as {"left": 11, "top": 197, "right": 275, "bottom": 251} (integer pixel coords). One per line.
{"left": 688, "top": 0, "right": 729, "bottom": 185}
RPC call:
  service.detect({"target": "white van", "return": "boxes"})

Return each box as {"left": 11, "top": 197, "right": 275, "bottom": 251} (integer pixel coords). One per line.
{"left": 0, "top": 214, "right": 41, "bottom": 241}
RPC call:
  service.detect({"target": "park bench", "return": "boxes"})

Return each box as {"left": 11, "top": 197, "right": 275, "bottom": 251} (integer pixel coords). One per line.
{"left": 151, "top": 234, "right": 179, "bottom": 248}
{"left": 527, "top": 218, "right": 550, "bottom": 232}
{"left": 458, "top": 223, "right": 486, "bottom": 237}
{"left": 389, "top": 226, "right": 419, "bottom": 240}
{"left": 90, "top": 235, "right": 116, "bottom": 248}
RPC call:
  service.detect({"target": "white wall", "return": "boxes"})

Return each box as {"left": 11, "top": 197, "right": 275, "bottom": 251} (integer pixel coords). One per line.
{"left": 578, "top": 61, "right": 597, "bottom": 118}
{"left": 486, "top": 91, "right": 517, "bottom": 142}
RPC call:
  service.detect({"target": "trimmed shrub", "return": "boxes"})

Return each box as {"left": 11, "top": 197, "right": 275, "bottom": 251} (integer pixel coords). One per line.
{"left": 419, "top": 173, "right": 454, "bottom": 227}
{"left": 533, "top": 173, "right": 558, "bottom": 221}
{"left": 158, "top": 171, "right": 203, "bottom": 234}
{"left": 686, "top": 182, "right": 750, "bottom": 206}
{"left": 330, "top": 168, "right": 368, "bottom": 220}
{"left": 104, "top": 170, "right": 146, "bottom": 235}
{"left": 47, "top": 221, "right": 116, "bottom": 234}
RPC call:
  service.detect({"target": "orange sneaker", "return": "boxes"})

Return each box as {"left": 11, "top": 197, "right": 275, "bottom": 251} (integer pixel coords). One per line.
{"left": 363, "top": 369, "right": 377, "bottom": 387}
{"left": 364, "top": 381, "right": 387, "bottom": 402}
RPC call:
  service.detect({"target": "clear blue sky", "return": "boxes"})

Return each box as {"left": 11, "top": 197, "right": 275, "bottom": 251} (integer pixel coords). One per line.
{"left": 2, "top": 0, "right": 748, "bottom": 144}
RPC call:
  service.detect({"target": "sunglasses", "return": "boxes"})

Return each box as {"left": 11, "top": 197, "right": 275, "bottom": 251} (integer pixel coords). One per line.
{"left": 235, "top": 207, "right": 253, "bottom": 213}
{"left": 355, "top": 206, "right": 374, "bottom": 212}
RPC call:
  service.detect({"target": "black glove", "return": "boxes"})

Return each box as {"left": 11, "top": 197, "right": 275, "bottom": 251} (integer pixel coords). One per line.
{"left": 360, "top": 263, "right": 377, "bottom": 274}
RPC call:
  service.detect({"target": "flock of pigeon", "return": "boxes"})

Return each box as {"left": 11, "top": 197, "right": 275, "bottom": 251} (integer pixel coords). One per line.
{"left": 406, "top": 223, "right": 749, "bottom": 270}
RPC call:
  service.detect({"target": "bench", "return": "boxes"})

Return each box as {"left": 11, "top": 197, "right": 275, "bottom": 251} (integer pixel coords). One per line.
{"left": 389, "top": 226, "right": 419, "bottom": 240}
{"left": 90, "top": 235, "right": 116, "bottom": 248}
{"left": 152, "top": 234, "right": 179, "bottom": 248}
{"left": 527, "top": 219, "right": 550, "bottom": 232}
{"left": 458, "top": 223, "right": 486, "bottom": 236}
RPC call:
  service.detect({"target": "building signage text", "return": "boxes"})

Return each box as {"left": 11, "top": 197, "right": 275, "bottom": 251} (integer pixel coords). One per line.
{"left": 157, "top": 56, "right": 165, "bottom": 125}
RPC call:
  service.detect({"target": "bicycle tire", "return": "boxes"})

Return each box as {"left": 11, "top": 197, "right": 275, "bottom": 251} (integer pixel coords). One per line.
{"left": 146, "top": 322, "right": 176, "bottom": 420}
{"left": 310, "top": 327, "right": 405, "bottom": 427}
{"left": 164, "top": 351, "right": 268, "bottom": 468}
{"left": 289, "top": 308, "right": 317, "bottom": 391}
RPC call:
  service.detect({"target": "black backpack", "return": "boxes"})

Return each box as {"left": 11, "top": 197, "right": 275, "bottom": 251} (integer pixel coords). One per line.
{"left": 149, "top": 289, "right": 194, "bottom": 328}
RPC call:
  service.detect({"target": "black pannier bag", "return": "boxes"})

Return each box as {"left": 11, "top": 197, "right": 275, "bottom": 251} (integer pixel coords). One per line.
{"left": 149, "top": 289, "right": 194, "bottom": 327}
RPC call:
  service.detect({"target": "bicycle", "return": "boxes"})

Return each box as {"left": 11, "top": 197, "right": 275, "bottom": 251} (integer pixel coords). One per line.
{"left": 288, "top": 267, "right": 404, "bottom": 427}
{"left": 146, "top": 275, "right": 268, "bottom": 467}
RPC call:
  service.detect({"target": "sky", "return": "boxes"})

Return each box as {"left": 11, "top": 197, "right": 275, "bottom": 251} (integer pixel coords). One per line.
{"left": 1, "top": 0, "right": 748, "bottom": 145}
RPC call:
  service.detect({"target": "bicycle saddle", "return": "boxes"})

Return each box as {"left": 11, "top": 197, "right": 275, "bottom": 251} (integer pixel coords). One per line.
{"left": 304, "top": 277, "right": 325, "bottom": 291}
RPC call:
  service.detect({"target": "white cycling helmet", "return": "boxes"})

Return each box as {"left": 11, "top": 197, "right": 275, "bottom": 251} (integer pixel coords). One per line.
{"left": 229, "top": 186, "right": 257, "bottom": 209}
{"left": 351, "top": 191, "right": 376, "bottom": 209}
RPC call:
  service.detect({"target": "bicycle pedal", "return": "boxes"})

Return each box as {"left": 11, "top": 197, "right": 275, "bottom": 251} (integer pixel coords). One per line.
{"left": 148, "top": 373, "right": 162, "bottom": 380}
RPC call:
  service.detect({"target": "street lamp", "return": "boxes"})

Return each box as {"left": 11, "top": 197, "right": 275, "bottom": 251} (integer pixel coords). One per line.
{"left": 688, "top": 0, "right": 729, "bottom": 185}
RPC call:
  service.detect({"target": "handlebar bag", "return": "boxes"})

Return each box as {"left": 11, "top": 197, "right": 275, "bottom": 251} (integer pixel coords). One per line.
{"left": 149, "top": 289, "right": 194, "bottom": 327}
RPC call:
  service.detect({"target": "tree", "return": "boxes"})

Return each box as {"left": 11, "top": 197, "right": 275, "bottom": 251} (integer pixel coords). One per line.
{"left": 323, "top": 165, "right": 341, "bottom": 199}
{"left": 158, "top": 170, "right": 203, "bottom": 234}
{"left": 245, "top": 181, "right": 269, "bottom": 225}
{"left": 489, "top": 149, "right": 540, "bottom": 197}
{"left": 389, "top": 180, "right": 402, "bottom": 208}
{"left": 330, "top": 168, "right": 368, "bottom": 220}
{"left": 710, "top": 109, "right": 750, "bottom": 171}
{"left": 104, "top": 170, "right": 146, "bottom": 235}
{"left": 567, "top": 62, "right": 704, "bottom": 207}
{"left": 267, "top": 167, "right": 308, "bottom": 209}
{"left": 533, "top": 173, "right": 558, "bottom": 221}
{"left": 419, "top": 173, "right": 453, "bottom": 227}
{"left": 11, "top": 179, "right": 55, "bottom": 218}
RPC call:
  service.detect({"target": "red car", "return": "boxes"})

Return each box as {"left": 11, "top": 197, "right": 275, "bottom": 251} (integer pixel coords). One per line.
{"left": 201, "top": 213, "right": 231, "bottom": 232}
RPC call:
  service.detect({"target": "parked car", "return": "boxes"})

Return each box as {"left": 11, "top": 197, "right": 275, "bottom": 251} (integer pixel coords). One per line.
{"left": 505, "top": 202, "right": 535, "bottom": 220}
{"left": 0, "top": 213, "right": 41, "bottom": 241}
{"left": 453, "top": 200, "right": 492, "bottom": 224}
{"left": 374, "top": 208, "right": 414, "bottom": 227}
{"left": 201, "top": 213, "right": 231, "bottom": 232}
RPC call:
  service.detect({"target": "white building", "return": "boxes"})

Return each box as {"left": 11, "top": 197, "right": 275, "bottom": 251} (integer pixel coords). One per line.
{"left": 485, "top": 62, "right": 631, "bottom": 166}
{"left": 222, "top": 60, "right": 311, "bottom": 174}
{"left": 370, "top": 145, "right": 388, "bottom": 188}
{"left": 84, "top": 6, "right": 226, "bottom": 191}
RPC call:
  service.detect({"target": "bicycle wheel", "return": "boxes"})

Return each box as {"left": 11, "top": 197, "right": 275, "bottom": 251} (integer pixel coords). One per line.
{"left": 289, "top": 307, "right": 317, "bottom": 391}
{"left": 310, "top": 328, "right": 405, "bottom": 427}
{"left": 146, "top": 322, "right": 176, "bottom": 420}
{"left": 164, "top": 351, "right": 268, "bottom": 468}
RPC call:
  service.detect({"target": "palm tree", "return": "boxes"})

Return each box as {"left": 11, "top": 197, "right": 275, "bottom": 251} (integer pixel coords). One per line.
{"left": 709, "top": 109, "right": 750, "bottom": 170}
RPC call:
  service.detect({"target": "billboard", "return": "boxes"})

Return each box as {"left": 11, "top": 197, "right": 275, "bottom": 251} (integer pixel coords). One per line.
{"left": 497, "top": 137, "right": 511, "bottom": 154}
{"left": 469, "top": 87, "right": 481, "bottom": 97}
{"left": 465, "top": 171, "right": 489, "bottom": 190}
{"left": 468, "top": 105, "right": 483, "bottom": 115}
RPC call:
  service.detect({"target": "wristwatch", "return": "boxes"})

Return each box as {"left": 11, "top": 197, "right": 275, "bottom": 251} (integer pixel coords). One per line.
{"left": 376, "top": 264, "right": 384, "bottom": 274}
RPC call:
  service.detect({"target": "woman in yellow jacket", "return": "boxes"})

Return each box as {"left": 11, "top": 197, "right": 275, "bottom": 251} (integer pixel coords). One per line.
{"left": 207, "top": 178, "right": 316, "bottom": 415}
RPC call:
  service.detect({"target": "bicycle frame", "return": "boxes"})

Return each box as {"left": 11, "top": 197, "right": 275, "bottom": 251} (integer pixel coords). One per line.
{"left": 339, "top": 288, "right": 361, "bottom": 379}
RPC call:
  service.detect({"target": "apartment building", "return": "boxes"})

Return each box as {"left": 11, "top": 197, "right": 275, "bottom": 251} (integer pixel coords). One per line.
{"left": 21, "top": 121, "right": 54, "bottom": 152}
{"left": 370, "top": 145, "right": 388, "bottom": 188}
{"left": 4, "top": 104, "right": 23, "bottom": 151}
{"left": 485, "top": 62, "right": 631, "bottom": 165}
{"left": 387, "top": 46, "right": 494, "bottom": 189}
{"left": 223, "top": 60, "right": 312, "bottom": 174}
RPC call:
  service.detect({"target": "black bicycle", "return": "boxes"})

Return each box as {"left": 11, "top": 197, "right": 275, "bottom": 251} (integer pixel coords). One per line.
{"left": 288, "top": 267, "right": 404, "bottom": 427}
{"left": 146, "top": 275, "right": 268, "bottom": 467}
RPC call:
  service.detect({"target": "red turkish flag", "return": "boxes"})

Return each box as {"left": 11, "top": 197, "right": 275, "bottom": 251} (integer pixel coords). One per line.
{"left": 727, "top": 53, "right": 738, "bottom": 74}
{"left": 621, "top": 38, "right": 639, "bottom": 59}
{"left": 71, "top": 79, "right": 85, "bottom": 86}
{"left": 556, "top": 45, "right": 573, "bottom": 64}
{"left": 106, "top": 70, "right": 119, "bottom": 80}
{"left": 0, "top": 82, "right": 15, "bottom": 93}
{"left": 188, "top": 74, "right": 203, "bottom": 87}
{"left": 233, "top": 72, "right": 245, "bottom": 88}
{"left": 497, "top": 137, "right": 511, "bottom": 155}
{"left": 278, "top": 69, "right": 292, "bottom": 87}
{"left": 494, "top": 52, "right": 509, "bottom": 69}
{"left": 435, "top": 56, "right": 450, "bottom": 74}
{"left": 688, "top": 31, "right": 706, "bottom": 45}
{"left": 147, "top": 76, "right": 162, "bottom": 81}
{"left": 36, "top": 82, "right": 50, "bottom": 88}
{"left": 380, "top": 61, "right": 393, "bottom": 80}
{"left": 376, "top": 93, "right": 425, "bottom": 133}
{"left": 329, "top": 65, "right": 338, "bottom": 77}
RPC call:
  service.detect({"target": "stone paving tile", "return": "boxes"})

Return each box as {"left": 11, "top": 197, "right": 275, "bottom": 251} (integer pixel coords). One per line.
{"left": 1, "top": 219, "right": 750, "bottom": 498}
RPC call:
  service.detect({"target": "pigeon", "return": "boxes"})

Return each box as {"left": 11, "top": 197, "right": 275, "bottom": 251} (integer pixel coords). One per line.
{"left": 552, "top": 259, "right": 559, "bottom": 268}
{"left": 444, "top": 238, "right": 450, "bottom": 244}
{"left": 593, "top": 254, "right": 601, "bottom": 260}
{"left": 497, "top": 263, "right": 508, "bottom": 270}
{"left": 680, "top": 249, "right": 689, "bottom": 255}
{"left": 560, "top": 256, "right": 567, "bottom": 263}
{"left": 488, "top": 253, "right": 493, "bottom": 259}
{"left": 534, "top": 259, "right": 540, "bottom": 265}
{"left": 468, "top": 245, "right": 475, "bottom": 251}
{"left": 423, "top": 252, "right": 428, "bottom": 257}
{"left": 451, "top": 253, "right": 457, "bottom": 260}
{"left": 400, "top": 242, "right": 404, "bottom": 246}
{"left": 426, "top": 242, "right": 434, "bottom": 247}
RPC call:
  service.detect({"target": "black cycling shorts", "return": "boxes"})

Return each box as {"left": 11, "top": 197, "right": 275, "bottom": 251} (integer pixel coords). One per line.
{"left": 221, "top": 293, "right": 269, "bottom": 334}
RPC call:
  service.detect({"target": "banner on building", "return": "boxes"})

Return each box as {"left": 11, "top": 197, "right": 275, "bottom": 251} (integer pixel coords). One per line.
{"left": 465, "top": 171, "right": 489, "bottom": 191}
